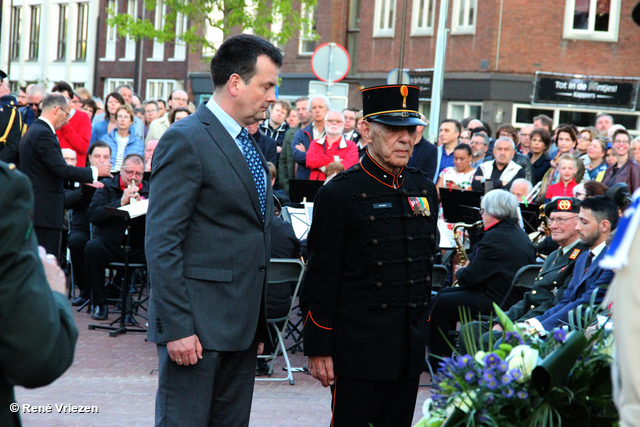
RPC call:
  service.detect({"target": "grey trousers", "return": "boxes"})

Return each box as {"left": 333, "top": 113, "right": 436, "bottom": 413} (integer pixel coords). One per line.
{"left": 155, "top": 341, "right": 257, "bottom": 427}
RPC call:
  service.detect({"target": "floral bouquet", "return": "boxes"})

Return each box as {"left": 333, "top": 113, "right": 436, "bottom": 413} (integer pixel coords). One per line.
{"left": 415, "top": 293, "right": 618, "bottom": 427}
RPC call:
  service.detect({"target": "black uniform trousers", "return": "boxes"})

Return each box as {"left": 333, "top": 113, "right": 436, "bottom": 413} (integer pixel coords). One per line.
{"left": 84, "top": 238, "right": 146, "bottom": 306}
{"left": 68, "top": 228, "right": 91, "bottom": 300}
{"left": 34, "top": 226, "right": 62, "bottom": 260}
{"left": 155, "top": 341, "right": 258, "bottom": 427}
{"left": 429, "top": 286, "right": 494, "bottom": 364}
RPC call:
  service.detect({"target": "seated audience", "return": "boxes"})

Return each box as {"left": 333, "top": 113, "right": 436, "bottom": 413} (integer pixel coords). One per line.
{"left": 66, "top": 142, "right": 112, "bottom": 307}
{"left": 469, "top": 132, "right": 491, "bottom": 168}
{"left": 585, "top": 136, "right": 609, "bottom": 181}
{"left": 436, "top": 143, "right": 475, "bottom": 198}
{"left": 545, "top": 154, "right": 578, "bottom": 202}
{"left": 459, "top": 197, "right": 586, "bottom": 353}
{"left": 524, "top": 195, "right": 617, "bottom": 335}
{"left": 103, "top": 105, "right": 144, "bottom": 171}
{"left": 267, "top": 162, "right": 290, "bottom": 206}
{"left": 306, "top": 110, "right": 358, "bottom": 181}
{"left": 602, "top": 128, "right": 640, "bottom": 194}
{"left": 528, "top": 128, "right": 552, "bottom": 184}
{"left": 510, "top": 178, "right": 533, "bottom": 202}
{"left": 539, "top": 126, "right": 581, "bottom": 201}
{"left": 428, "top": 190, "right": 536, "bottom": 361}
{"left": 495, "top": 124, "right": 533, "bottom": 182}
{"left": 85, "top": 154, "right": 149, "bottom": 320}
{"left": 471, "top": 137, "right": 527, "bottom": 192}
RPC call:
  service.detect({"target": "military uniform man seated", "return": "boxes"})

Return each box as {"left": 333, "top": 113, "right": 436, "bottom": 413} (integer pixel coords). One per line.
{"left": 85, "top": 154, "right": 149, "bottom": 320}
{"left": 459, "top": 198, "right": 587, "bottom": 353}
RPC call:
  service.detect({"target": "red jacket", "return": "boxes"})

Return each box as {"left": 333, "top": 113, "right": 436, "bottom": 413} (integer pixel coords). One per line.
{"left": 56, "top": 110, "right": 92, "bottom": 167}
{"left": 306, "top": 135, "right": 358, "bottom": 180}
{"left": 545, "top": 178, "right": 577, "bottom": 201}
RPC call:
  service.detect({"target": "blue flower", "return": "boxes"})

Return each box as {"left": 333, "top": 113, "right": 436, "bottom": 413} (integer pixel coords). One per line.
{"left": 497, "top": 361, "right": 508, "bottom": 373}
{"left": 465, "top": 370, "right": 475, "bottom": 383}
{"left": 509, "top": 368, "right": 523, "bottom": 381}
{"left": 483, "top": 353, "right": 500, "bottom": 367}
{"left": 483, "top": 371, "right": 496, "bottom": 382}
{"left": 501, "top": 374, "right": 512, "bottom": 385}
{"left": 505, "top": 331, "right": 524, "bottom": 345}
{"left": 457, "top": 355, "right": 473, "bottom": 368}
{"left": 486, "top": 379, "right": 499, "bottom": 390}
{"left": 478, "top": 411, "right": 491, "bottom": 423}
{"left": 517, "top": 390, "right": 529, "bottom": 400}
{"left": 502, "top": 388, "right": 515, "bottom": 398}
{"left": 553, "top": 329, "right": 567, "bottom": 342}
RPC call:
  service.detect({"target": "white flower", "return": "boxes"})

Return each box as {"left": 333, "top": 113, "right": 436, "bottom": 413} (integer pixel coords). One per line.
{"left": 451, "top": 390, "right": 476, "bottom": 413}
{"left": 506, "top": 345, "right": 539, "bottom": 380}
{"left": 422, "top": 398, "right": 434, "bottom": 418}
{"left": 474, "top": 351, "right": 486, "bottom": 366}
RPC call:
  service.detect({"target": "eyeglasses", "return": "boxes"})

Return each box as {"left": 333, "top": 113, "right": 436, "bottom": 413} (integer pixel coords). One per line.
{"left": 28, "top": 102, "right": 40, "bottom": 107}
{"left": 326, "top": 119, "right": 343, "bottom": 124}
{"left": 548, "top": 215, "right": 578, "bottom": 224}
{"left": 479, "top": 208, "right": 485, "bottom": 215}
{"left": 122, "top": 169, "right": 144, "bottom": 178}
{"left": 59, "top": 107, "right": 70, "bottom": 117}
{"left": 172, "top": 97, "right": 188, "bottom": 103}
{"left": 613, "top": 139, "right": 630, "bottom": 145}
{"left": 144, "top": 109, "right": 158, "bottom": 114}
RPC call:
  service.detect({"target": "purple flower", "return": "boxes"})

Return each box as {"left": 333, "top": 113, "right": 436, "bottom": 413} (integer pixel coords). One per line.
{"left": 505, "top": 331, "right": 524, "bottom": 345}
{"left": 509, "top": 368, "right": 523, "bottom": 381}
{"left": 483, "top": 353, "right": 500, "bottom": 367}
{"left": 553, "top": 329, "right": 567, "bottom": 342}
{"left": 485, "top": 394, "right": 495, "bottom": 404}
{"left": 457, "top": 355, "right": 473, "bottom": 368}
{"left": 483, "top": 371, "right": 496, "bottom": 382}
{"left": 501, "top": 374, "right": 512, "bottom": 385}
{"left": 465, "top": 370, "right": 475, "bottom": 383}
{"left": 502, "top": 388, "right": 515, "bottom": 398}
{"left": 486, "top": 378, "right": 499, "bottom": 390}
{"left": 517, "top": 390, "right": 528, "bottom": 400}
{"left": 478, "top": 411, "right": 491, "bottom": 423}
{"left": 497, "top": 361, "right": 509, "bottom": 373}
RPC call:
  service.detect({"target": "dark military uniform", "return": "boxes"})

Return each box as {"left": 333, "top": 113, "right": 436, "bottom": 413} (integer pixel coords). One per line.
{"left": 0, "top": 95, "right": 23, "bottom": 165}
{"left": 301, "top": 151, "right": 438, "bottom": 426}
{"left": 0, "top": 161, "right": 78, "bottom": 427}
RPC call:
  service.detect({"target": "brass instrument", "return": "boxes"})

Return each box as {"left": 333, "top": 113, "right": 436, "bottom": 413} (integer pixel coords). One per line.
{"left": 528, "top": 204, "right": 549, "bottom": 245}
{"left": 452, "top": 221, "right": 483, "bottom": 286}
{"left": 525, "top": 181, "right": 542, "bottom": 204}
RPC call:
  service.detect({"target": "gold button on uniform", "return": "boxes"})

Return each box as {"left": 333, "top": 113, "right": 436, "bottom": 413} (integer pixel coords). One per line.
{"left": 530, "top": 305, "right": 535, "bottom": 309}
{"left": 532, "top": 290, "right": 537, "bottom": 295}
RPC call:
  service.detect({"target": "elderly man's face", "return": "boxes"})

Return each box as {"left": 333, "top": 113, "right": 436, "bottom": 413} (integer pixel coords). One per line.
{"left": 325, "top": 111, "right": 344, "bottom": 137}
{"left": 170, "top": 90, "right": 189, "bottom": 109}
{"left": 596, "top": 116, "right": 613, "bottom": 134}
{"left": 120, "top": 160, "right": 144, "bottom": 187}
{"left": 510, "top": 182, "right": 529, "bottom": 200}
{"left": 549, "top": 211, "right": 580, "bottom": 246}
{"left": 145, "top": 140, "right": 159, "bottom": 165}
{"left": 493, "top": 140, "right": 515, "bottom": 167}
{"left": 364, "top": 121, "right": 416, "bottom": 173}
{"left": 61, "top": 149, "right": 77, "bottom": 166}
{"left": 118, "top": 87, "right": 133, "bottom": 105}
{"left": 311, "top": 98, "right": 328, "bottom": 123}
{"left": 343, "top": 110, "right": 356, "bottom": 133}
{"left": 519, "top": 125, "right": 533, "bottom": 148}
{"left": 28, "top": 92, "right": 43, "bottom": 116}
{"left": 470, "top": 135, "right": 488, "bottom": 158}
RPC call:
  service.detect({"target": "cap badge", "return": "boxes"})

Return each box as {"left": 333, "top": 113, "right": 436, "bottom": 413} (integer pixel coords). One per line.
{"left": 400, "top": 85, "right": 409, "bottom": 108}
{"left": 558, "top": 200, "right": 572, "bottom": 211}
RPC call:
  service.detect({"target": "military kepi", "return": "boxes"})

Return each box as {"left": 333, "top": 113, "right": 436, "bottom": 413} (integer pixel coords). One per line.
{"left": 0, "top": 69, "right": 7, "bottom": 80}
{"left": 544, "top": 197, "right": 580, "bottom": 217}
{"left": 362, "top": 85, "right": 427, "bottom": 126}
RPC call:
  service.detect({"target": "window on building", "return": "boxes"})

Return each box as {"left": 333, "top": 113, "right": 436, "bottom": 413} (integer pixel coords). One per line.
{"left": 202, "top": 9, "right": 224, "bottom": 57}
{"left": 171, "top": 11, "right": 187, "bottom": 61}
{"left": 10, "top": 7, "right": 21, "bottom": 61}
{"left": 124, "top": 0, "right": 136, "bottom": 60}
{"left": 146, "top": 79, "right": 180, "bottom": 100}
{"left": 73, "top": 82, "right": 85, "bottom": 89}
{"left": 299, "top": 4, "right": 316, "bottom": 55}
{"left": 28, "top": 6, "right": 41, "bottom": 60}
{"left": 76, "top": 2, "right": 89, "bottom": 60}
{"left": 347, "top": 0, "right": 361, "bottom": 75}
{"left": 411, "top": 0, "right": 434, "bottom": 36}
{"left": 373, "top": 0, "right": 396, "bottom": 37}
{"left": 57, "top": 4, "right": 68, "bottom": 60}
{"left": 150, "top": 1, "right": 165, "bottom": 61}
{"left": 447, "top": 102, "right": 482, "bottom": 122}
{"left": 104, "top": 78, "right": 134, "bottom": 99}
{"left": 451, "top": 0, "right": 477, "bottom": 35}
{"left": 104, "top": 0, "right": 117, "bottom": 60}
{"left": 563, "top": 0, "right": 620, "bottom": 42}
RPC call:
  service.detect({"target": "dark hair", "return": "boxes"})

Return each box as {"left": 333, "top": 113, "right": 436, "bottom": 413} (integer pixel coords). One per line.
{"left": 529, "top": 128, "right": 551, "bottom": 149}
{"left": 441, "top": 118, "right": 461, "bottom": 134}
{"left": 454, "top": 143, "right": 473, "bottom": 157}
{"left": 579, "top": 195, "right": 619, "bottom": 230}
{"left": 583, "top": 181, "right": 608, "bottom": 198}
{"left": 294, "top": 96, "right": 309, "bottom": 105}
{"left": 460, "top": 117, "right": 474, "bottom": 129}
{"left": 496, "top": 124, "right": 519, "bottom": 145}
{"left": 169, "top": 107, "right": 191, "bottom": 124}
{"left": 470, "top": 126, "right": 490, "bottom": 138}
{"left": 122, "top": 153, "right": 144, "bottom": 166}
{"left": 209, "top": 34, "right": 283, "bottom": 90}
{"left": 555, "top": 125, "right": 578, "bottom": 148}
{"left": 104, "top": 92, "right": 125, "bottom": 121}
{"left": 612, "top": 128, "right": 631, "bottom": 143}
{"left": 533, "top": 114, "right": 553, "bottom": 131}
{"left": 81, "top": 98, "right": 98, "bottom": 119}
{"left": 89, "top": 141, "right": 111, "bottom": 156}
{"left": 41, "top": 93, "right": 68, "bottom": 110}
{"left": 142, "top": 100, "right": 159, "bottom": 110}
{"left": 156, "top": 99, "right": 166, "bottom": 109}
{"left": 51, "top": 80, "right": 74, "bottom": 98}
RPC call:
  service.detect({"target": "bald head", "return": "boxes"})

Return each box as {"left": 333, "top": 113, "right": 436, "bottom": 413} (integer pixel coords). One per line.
{"left": 61, "top": 148, "right": 77, "bottom": 166}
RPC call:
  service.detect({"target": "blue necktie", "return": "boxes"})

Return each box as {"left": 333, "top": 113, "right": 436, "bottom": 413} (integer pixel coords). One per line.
{"left": 237, "top": 128, "right": 266, "bottom": 221}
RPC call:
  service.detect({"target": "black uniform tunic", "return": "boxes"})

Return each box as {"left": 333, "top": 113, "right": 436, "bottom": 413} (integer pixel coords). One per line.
{"left": 301, "top": 151, "right": 438, "bottom": 382}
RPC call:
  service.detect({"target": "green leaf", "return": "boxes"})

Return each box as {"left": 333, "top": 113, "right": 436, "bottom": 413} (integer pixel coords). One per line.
{"left": 493, "top": 303, "right": 515, "bottom": 332}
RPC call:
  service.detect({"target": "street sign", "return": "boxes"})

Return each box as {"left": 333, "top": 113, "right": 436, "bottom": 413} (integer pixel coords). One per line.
{"left": 387, "top": 68, "right": 411, "bottom": 85}
{"left": 311, "top": 43, "right": 351, "bottom": 83}
{"left": 308, "top": 81, "right": 349, "bottom": 110}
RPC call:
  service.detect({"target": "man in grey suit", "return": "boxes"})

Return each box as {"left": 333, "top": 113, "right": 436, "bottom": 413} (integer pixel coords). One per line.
{"left": 145, "top": 34, "right": 282, "bottom": 427}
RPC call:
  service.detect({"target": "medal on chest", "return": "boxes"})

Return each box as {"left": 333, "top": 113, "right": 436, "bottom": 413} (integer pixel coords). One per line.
{"left": 408, "top": 197, "right": 431, "bottom": 217}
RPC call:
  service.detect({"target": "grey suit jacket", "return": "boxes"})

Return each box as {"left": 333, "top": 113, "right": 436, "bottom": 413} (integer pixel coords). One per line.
{"left": 146, "top": 103, "right": 273, "bottom": 351}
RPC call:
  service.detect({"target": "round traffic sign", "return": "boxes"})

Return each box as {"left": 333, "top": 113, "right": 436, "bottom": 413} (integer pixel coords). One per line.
{"left": 311, "top": 43, "right": 351, "bottom": 83}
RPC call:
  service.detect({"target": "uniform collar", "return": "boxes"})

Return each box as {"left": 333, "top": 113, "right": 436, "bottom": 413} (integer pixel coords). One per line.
{"left": 360, "top": 150, "right": 405, "bottom": 189}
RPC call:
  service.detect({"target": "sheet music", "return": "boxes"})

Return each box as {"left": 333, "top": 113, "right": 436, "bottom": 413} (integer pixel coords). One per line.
{"left": 118, "top": 199, "right": 149, "bottom": 218}
{"left": 283, "top": 206, "right": 311, "bottom": 240}
{"left": 438, "top": 218, "right": 456, "bottom": 249}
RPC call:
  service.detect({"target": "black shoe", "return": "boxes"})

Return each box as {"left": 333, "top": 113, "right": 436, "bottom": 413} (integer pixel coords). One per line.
{"left": 71, "top": 296, "right": 88, "bottom": 307}
{"left": 91, "top": 304, "right": 109, "bottom": 320}
{"left": 256, "top": 360, "right": 270, "bottom": 376}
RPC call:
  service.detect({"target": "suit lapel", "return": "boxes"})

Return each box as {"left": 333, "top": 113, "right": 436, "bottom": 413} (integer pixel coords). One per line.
{"left": 196, "top": 105, "right": 268, "bottom": 225}
{"left": 578, "top": 250, "right": 605, "bottom": 289}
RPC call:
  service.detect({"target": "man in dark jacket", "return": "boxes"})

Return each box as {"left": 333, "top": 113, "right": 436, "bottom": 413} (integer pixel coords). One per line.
{"left": 407, "top": 114, "right": 437, "bottom": 182}
{"left": 0, "top": 70, "right": 23, "bottom": 165}
{"left": 301, "top": 85, "right": 438, "bottom": 427}
{"left": 459, "top": 197, "right": 587, "bottom": 353}
{"left": 85, "top": 154, "right": 149, "bottom": 320}
{"left": 248, "top": 121, "right": 278, "bottom": 166}
{"left": 0, "top": 161, "right": 78, "bottom": 427}
{"left": 429, "top": 189, "right": 536, "bottom": 361}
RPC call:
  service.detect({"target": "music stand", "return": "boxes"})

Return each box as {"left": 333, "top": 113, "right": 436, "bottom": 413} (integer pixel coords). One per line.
{"left": 289, "top": 179, "right": 323, "bottom": 203}
{"left": 519, "top": 203, "right": 542, "bottom": 234}
{"left": 439, "top": 189, "right": 483, "bottom": 223}
{"left": 88, "top": 203, "right": 147, "bottom": 337}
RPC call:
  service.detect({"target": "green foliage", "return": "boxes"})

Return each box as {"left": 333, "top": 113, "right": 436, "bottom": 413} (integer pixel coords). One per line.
{"left": 106, "top": 0, "right": 318, "bottom": 53}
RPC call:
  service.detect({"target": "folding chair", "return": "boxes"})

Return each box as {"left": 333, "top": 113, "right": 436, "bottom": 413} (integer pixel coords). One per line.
{"left": 431, "top": 264, "right": 448, "bottom": 295}
{"left": 499, "top": 264, "right": 543, "bottom": 310}
{"left": 256, "top": 258, "right": 306, "bottom": 385}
